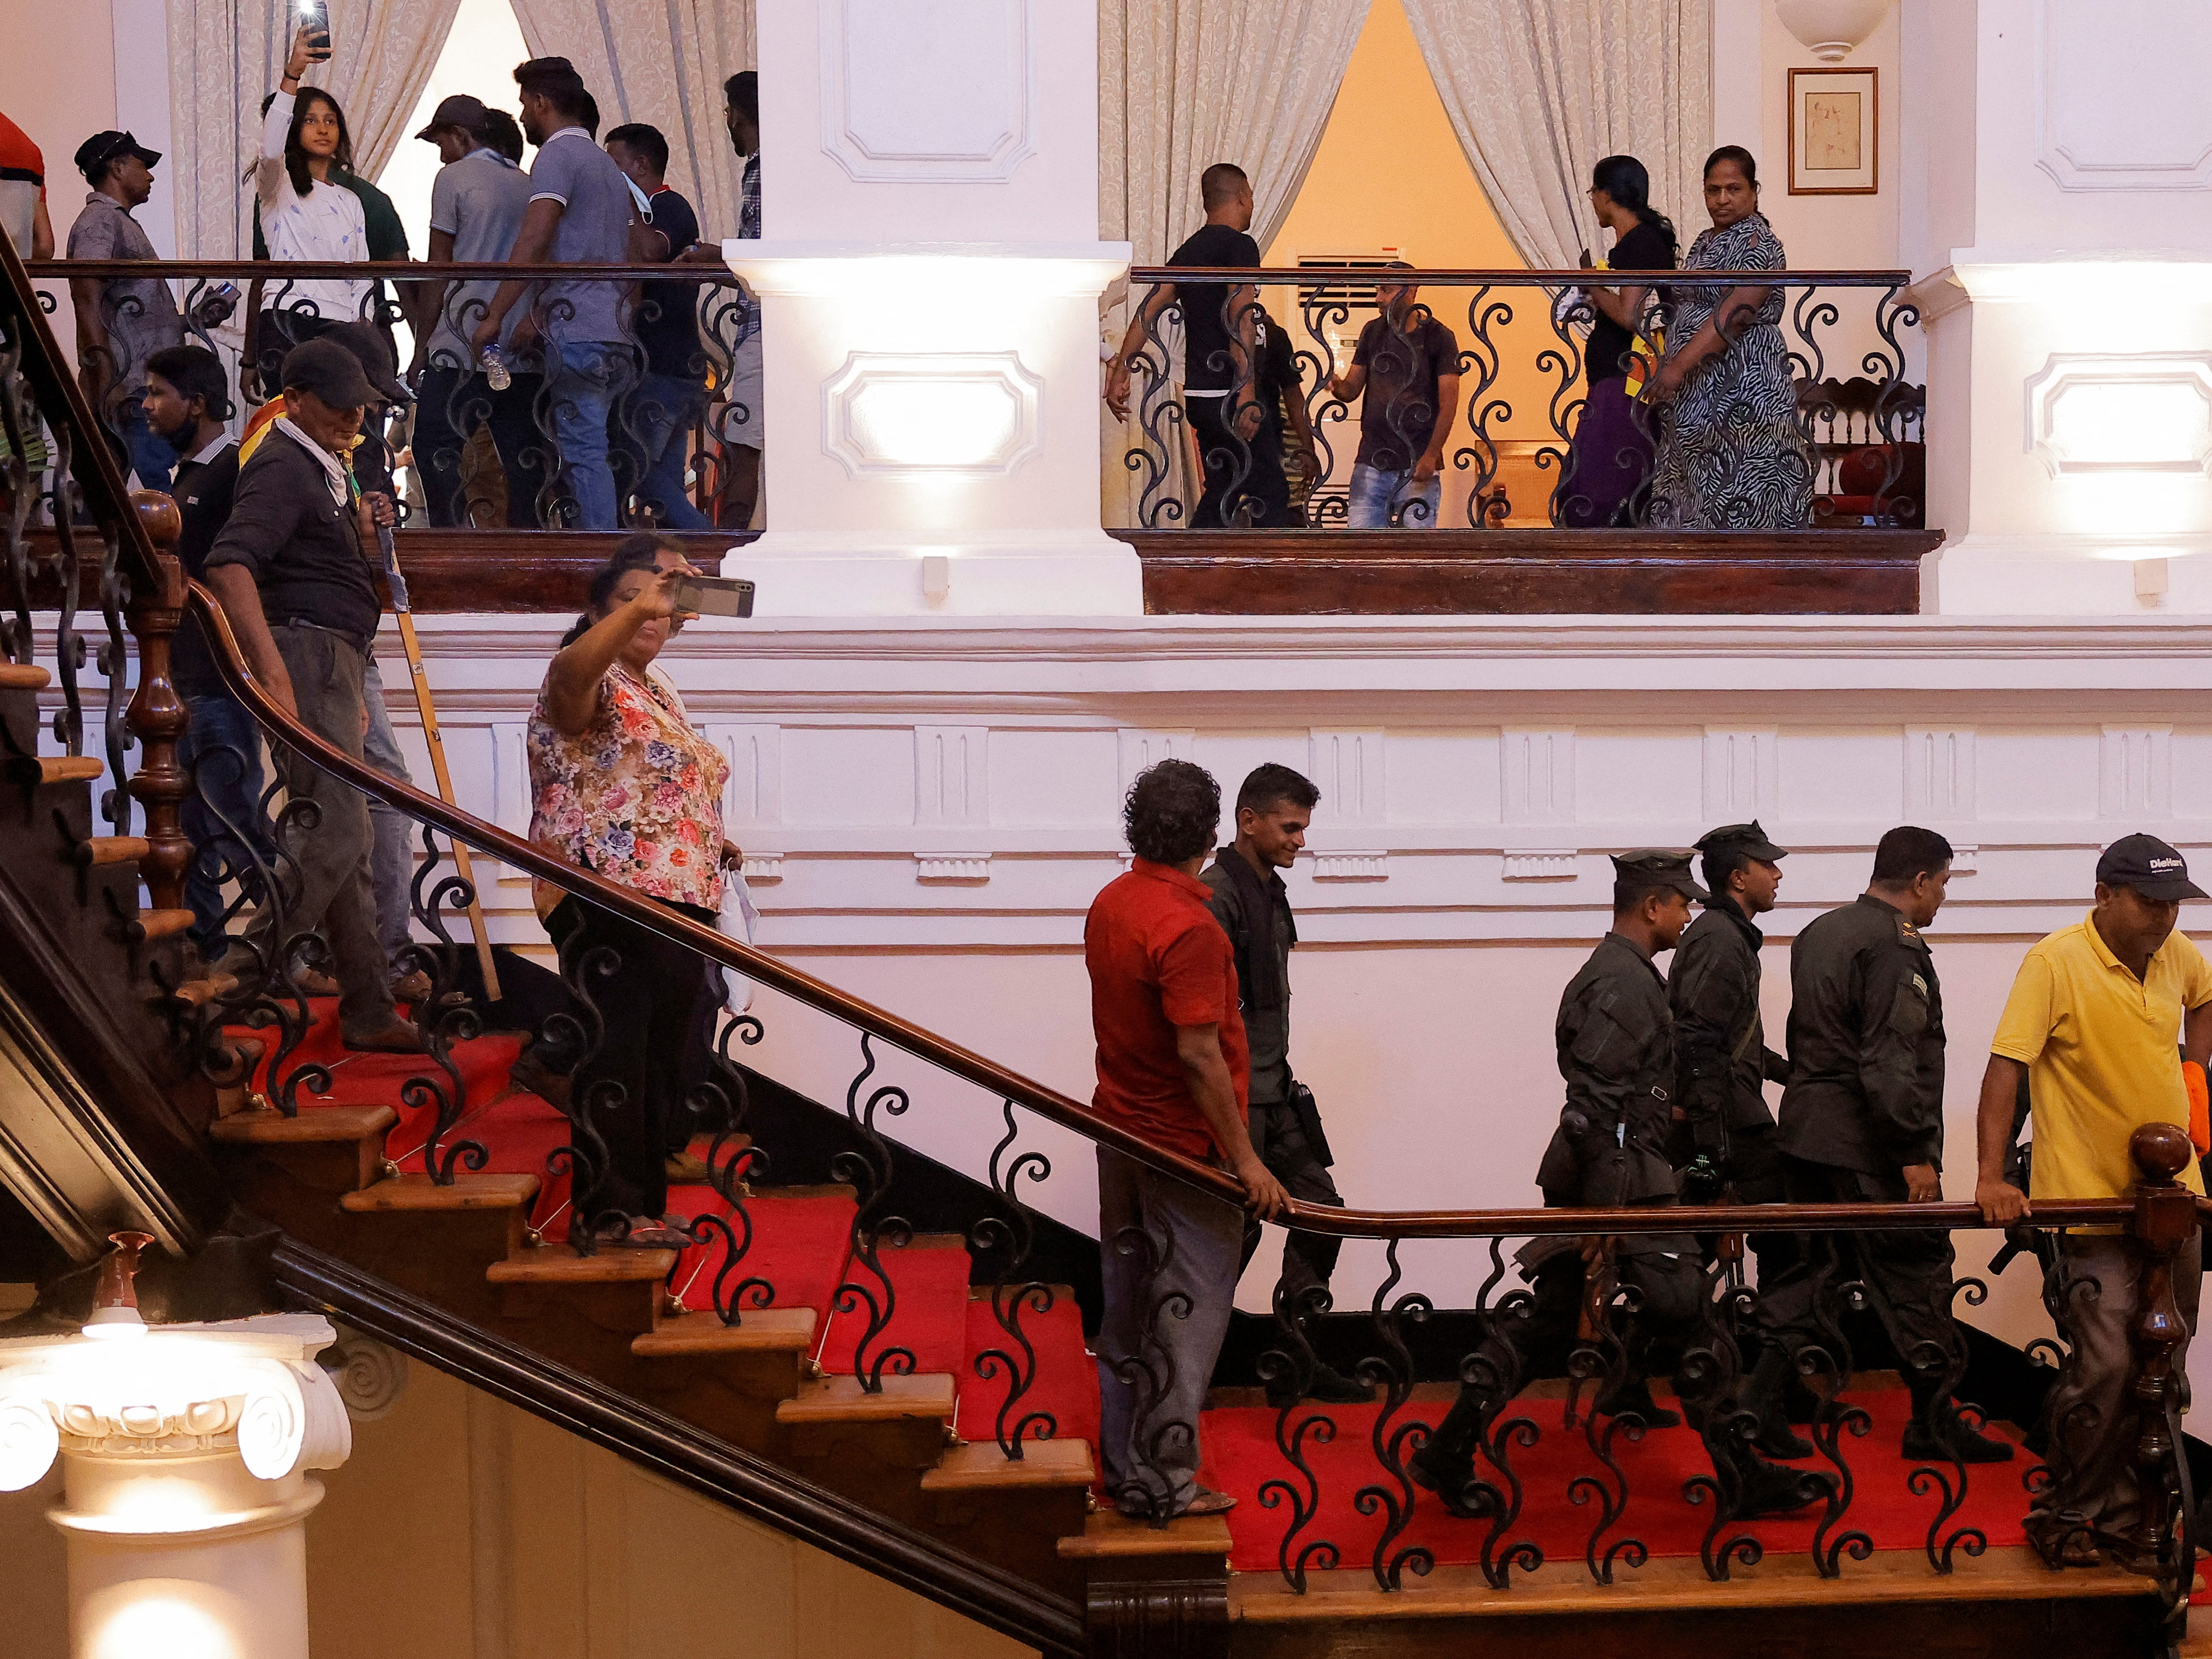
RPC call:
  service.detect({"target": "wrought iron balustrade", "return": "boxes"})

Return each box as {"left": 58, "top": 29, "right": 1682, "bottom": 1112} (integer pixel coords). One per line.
{"left": 1115, "top": 264, "right": 1925, "bottom": 533}
{"left": 2, "top": 229, "right": 2195, "bottom": 1654}
{"left": 25, "top": 257, "right": 757, "bottom": 534}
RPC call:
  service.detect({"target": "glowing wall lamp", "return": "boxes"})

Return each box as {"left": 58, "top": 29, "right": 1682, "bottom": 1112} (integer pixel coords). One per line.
{"left": 1775, "top": 0, "right": 1891, "bottom": 62}
{"left": 0, "top": 1235, "right": 350, "bottom": 1659}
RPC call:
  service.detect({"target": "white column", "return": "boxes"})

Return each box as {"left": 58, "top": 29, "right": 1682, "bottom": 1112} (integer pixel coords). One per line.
{"left": 0, "top": 1315, "right": 351, "bottom": 1659}
{"left": 721, "top": 0, "right": 1140, "bottom": 618}
{"left": 1907, "top": 0, "right": 2212, "bottom": 616}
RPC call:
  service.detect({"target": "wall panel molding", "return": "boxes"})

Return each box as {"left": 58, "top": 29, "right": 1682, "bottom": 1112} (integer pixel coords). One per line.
{"left": 818, "top": 0, "right": 1036, "bottom": 183}
{"left": 2033, "top": 0, "right": 2212, "bottom": 192}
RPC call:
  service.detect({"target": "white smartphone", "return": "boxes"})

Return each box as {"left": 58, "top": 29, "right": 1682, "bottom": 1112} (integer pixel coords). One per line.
{"left": 672, "top": 574, "right": 756, "bottom": 618}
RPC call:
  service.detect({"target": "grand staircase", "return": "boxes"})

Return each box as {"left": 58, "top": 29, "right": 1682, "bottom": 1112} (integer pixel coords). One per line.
{"left": 0, "top": 231, "right": 2200, "bottom": 1659}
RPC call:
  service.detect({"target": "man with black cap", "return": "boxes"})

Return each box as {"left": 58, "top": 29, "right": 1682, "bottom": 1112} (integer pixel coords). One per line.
{"left": 1410, "top": 850, "right": 1818, "bottom": 1520}
{"left": 65, "top": 130, "right": 183, "bottom": 490}
{"left": 1976, "top": 833, "right": 2212, "bottom": 1566}
{"left": 203, "top": 337, "right": 420, "bottom": 1055}
{"left": 1671, "top": 821, "right": 1793, "bottom": 1219}
{"left": 1743, "top": 825, "right": 2010, "bottom": 1465}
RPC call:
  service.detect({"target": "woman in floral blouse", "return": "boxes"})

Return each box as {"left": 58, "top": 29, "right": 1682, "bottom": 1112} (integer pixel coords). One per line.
{"left": 528, "top": 555, "right": 731, "bottom": 1244}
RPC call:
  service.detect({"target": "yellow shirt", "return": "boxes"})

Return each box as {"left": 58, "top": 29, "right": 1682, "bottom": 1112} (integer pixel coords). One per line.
{"left": 1990, "top": 913, "right": 2212, "bottom": 1202}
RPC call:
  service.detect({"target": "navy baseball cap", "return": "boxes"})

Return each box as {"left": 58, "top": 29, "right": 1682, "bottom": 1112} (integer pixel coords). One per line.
{"left": 2096, "top": 834, "right": 2207, "bottom": 902}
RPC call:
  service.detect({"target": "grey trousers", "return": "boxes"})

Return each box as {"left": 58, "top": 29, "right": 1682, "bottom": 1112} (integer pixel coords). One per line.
{"left": 227, "top": 625, "right": 397, "bottom": 1038}
{"left": 2031, "top": 1232, "right": 2202, "bottom": 1544}
{"left": 360, "top": 654, "right": 416, "bottom": 979}
{"left": 1095, "top": 1145, "right": 1245, "bottom": 1515}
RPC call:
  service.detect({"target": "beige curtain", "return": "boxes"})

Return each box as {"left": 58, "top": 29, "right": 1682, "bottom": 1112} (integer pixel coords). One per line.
{"left": 507, "top": 0, "right": 757, "bottom": 241}
{"left": 1100, "top": 0, "right": 1373, "bottom": 264}
{"left": 1399, "top": 0, "right": 1710, "bottom": 270}
{"left": 165, "top": 0, "right": 463, "bottom": 258}
{"left": 1098, "top": 0, "right": 1371, "bottom": 523}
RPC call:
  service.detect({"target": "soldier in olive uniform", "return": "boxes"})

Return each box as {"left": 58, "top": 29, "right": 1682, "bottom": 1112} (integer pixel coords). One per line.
{"left": 1411, "top": 852, "right": 1817, "bottom": 1519}
{"left": 1743, "top": 826, "right": 2013, "bottom": 1463}
{"left": 1670, "top": 821, "right": 1794, "bottom": 1226}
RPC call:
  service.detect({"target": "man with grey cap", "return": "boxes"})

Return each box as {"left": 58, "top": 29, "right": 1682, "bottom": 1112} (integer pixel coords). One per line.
{"left": 1743, "top": 825, "right": 2009, "bottom": 1465}
{"left": 1411, "top": 850, "right": 1819, "bottom": 1520}
{"left": 203, "top": 337, "right": 421, "bottom": 1055}
{"left": 1671, "top": 821, "right": 1793, "bottom": 1225}
{"left": 1976, "top": 833, "right": 2212, "bottom": 1566}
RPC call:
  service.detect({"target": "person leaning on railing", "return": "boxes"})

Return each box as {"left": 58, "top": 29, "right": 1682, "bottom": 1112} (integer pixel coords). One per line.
{"left": 1975, "top": 834, "right": 2212, "bottom": 1569}
{"left": 526, "top": 556, "right": 738, "bottom": 1246}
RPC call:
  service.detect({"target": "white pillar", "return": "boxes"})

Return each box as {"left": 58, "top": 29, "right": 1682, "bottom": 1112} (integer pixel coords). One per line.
{"left": 1907, "top": 1, "right": 2212, "bottom": 616}
{"left": 0, "top": 1315, "right": 351, "bottom": 1659}
{"left": 722, "top": 0, "right": 1140, "bottom": 617}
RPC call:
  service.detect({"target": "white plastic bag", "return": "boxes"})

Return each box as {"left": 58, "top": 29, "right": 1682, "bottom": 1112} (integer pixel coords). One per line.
{"left": 718, "top": 869, "right": 761, "bottom": 1015}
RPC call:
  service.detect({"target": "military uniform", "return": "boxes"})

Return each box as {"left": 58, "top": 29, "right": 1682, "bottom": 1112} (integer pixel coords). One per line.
{"left": 1749, "top": 891, "right": 2003, "bottom": 1458}
{"left": 1670, "top": 822, "right": 1794, "bottom": 1270}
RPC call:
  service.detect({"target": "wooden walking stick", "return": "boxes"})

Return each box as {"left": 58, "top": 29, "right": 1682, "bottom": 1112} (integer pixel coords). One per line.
{"left": 376, "top": 523, "right": 502, "bottom": 1002}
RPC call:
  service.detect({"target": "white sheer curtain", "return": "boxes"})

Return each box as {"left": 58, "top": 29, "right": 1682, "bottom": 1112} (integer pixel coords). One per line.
{"left": 1100, "top": 0, "right": 1373, "bottom": 265}
{"left": 166, "top": 0, "right": 464, "bottom": 258}
{"left": 1399, "top": 0, "right": 1711, "bottom": 270}
{"left": 1098, "top": 0, "right": 1371, "bottom": 522}
{"left": 506, "top": 0, "right": 757, "bottom": 240}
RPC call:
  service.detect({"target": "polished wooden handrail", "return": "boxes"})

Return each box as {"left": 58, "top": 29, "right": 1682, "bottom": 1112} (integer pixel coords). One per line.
{"left": 1129, "top": 264, "right": 1916, "bottom": 285}
{"left": 29, "top": 259, "right": 740, "bottom": 283}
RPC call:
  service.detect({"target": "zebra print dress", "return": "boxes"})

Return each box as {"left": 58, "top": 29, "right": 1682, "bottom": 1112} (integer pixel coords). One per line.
{"left": 1648, "top": 214, "right": 1812, "bottom": 530}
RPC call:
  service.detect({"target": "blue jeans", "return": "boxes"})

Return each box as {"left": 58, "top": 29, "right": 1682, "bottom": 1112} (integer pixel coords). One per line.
{"left": 178, "top": 693, "right": 274, "bottom": 959}
{"left": 549, "top": 340, "right": 635, "bottom": 530}
{"left": 1347, "top": 461, "right": 1442, "bottom": 528}
{"left": 621, "top": 373, "right": 711, "bottom": 530}
{"left": 361, "top": 655, "right": 416, "bottom": 980}
{"left": 116, "top": 399, "right": 175, "bottom": 493}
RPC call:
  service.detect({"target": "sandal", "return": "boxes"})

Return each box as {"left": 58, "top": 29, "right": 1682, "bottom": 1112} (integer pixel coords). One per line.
{"left": 1175, "top": 1487, "right": 1237, "bottom": 1518}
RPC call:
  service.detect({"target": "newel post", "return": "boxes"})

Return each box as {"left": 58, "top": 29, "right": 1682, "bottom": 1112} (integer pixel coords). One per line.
{"left": 123, "top": 491, "right": 191, "bottom": 913}
{"left": 2122, "top": 1121, "right": 2198, "bottom": 1570}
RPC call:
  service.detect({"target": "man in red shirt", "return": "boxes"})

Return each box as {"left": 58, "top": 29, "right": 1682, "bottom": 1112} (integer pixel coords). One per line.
{"left": 1087, "top": 759, "right": 1287, "bottom": 1519}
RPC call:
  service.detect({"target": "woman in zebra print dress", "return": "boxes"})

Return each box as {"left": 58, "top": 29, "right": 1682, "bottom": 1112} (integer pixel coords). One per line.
{"left": 1645, "top": 147, "right": 1812, "bottom": 529}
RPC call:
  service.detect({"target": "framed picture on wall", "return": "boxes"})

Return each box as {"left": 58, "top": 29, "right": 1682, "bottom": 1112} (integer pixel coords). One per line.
{"left": 1789, "top": 67, "right": 1878, "bottom": 195}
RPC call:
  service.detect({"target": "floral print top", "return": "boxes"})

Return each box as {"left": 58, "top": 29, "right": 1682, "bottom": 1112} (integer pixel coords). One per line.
{"left": 527, "top": 661, "right": 728, "bottom": 917}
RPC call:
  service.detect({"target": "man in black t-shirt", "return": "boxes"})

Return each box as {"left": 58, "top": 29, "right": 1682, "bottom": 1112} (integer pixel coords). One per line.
{"left": 607, "top": 124, "right": 711, "bottom": 530}
{"left": 1105, "top": 163, "right": 1295, "bottom": 528}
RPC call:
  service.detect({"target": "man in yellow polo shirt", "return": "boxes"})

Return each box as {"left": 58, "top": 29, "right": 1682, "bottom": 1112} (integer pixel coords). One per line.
{"left": 1975, "top": 833, "right": 2212, "bottom": 1569}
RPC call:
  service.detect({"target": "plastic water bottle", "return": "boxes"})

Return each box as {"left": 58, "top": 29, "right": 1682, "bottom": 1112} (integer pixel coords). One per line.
{"left": 480, "top": 344, "right": 512, "bottom": 392}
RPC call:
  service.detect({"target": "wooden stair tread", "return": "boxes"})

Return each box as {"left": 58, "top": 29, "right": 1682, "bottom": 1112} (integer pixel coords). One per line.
{"left": 1226, "top": 1547, "right": 2157, "bottom": 1622}
{"left": 340, "top": 1172, "right": 541, "bottom": 1212}
{"left": 0, "top": 664, "right": 51, "bottom": 689}
{"left": 774, "top": 1372, "right": 957, "bottom": 1425}
{"left": 168, "top": 971, "right": 240, "bottom": 1007}
{"left": 1059, "top": 1509, "right": 1233, "bottom": 1561}
{"left": 632, "top": 1308, "right": 817, "bottom": 1356}
{"left": 36, "top": 756, "right": 103, "bottom": 783}
{"left": 132, "top": 907, "right": 195, "bottom": 940}
{"left": 80, "top": 835, "right": 150, "bottom": 865}
{"left": 487, "top": 1246, "right": 678, "bottom": 1283}
{"left": 921, "top": 1438, "right": 1093, "bottom": 1492}
{"left": 209, "top": 1105, "right": 397, "bottom": 1144}
{"left": 750, "top": 1182, "right": 859, "bottom": 1201}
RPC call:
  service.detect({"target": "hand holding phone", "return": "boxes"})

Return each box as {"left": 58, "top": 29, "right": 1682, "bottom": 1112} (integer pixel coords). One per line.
{"left": 671, "top": 574, "right": 756, "bottom": 618}
{"left": 298, "top": 1, "right": 332, "bottom": 60}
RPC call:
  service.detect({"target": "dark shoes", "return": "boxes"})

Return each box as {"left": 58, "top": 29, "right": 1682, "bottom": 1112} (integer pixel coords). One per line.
{"left": 508, "top": 1047, "right": 572, "bottom": 1109}
{"left": 1903, "top": 1411, "right": 2015, "bottom": 1465}
{"left": 1596, "top": 1376, "right": 1682, "bottom": 1431}
{"left": 1407, "top": 1450, "right": 1492, "bottom": 1520}
{"left": 342, "top": 1018, "right": 425, "bottom": 1054}
{"left": 1734, "top": 1455, "right": 1832, "bottom": 1518}
{"left": 1264, "top": 1362, "right": 1377, "bottom": 1409}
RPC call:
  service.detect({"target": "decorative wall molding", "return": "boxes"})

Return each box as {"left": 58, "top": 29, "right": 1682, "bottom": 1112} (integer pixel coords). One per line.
{"left": 1501, "top": 729, "right": 1575, "bottom": 825}
{"left": 1502, "top": 850, "right": 1580, "bottom": 882}
{"left": 822, "top": 351, "right": 1044, "bottom": 478}
{"left": 2023, "top": 353, "right": 2212, "bottom": 477}
{"left": 1309, "top": 729, "right": 1385, "bottom": 828}
{"left": 1702, "top": 728, "right": 1778, "bottom": 822}
{"left": 1903, "top": 726, "right": 1976, "bottom": 821}
{"left": 914, "top": 725, "right": 989, "bottom": 827}
{"left": 1308, "top": 851, "right": 1388, "bottom": 881}
{"left": 818, "top": 0, "right": 1037, "bottom": 184}
{"left": 1117, "top": 727, "right": 1194, "bottom": 791}
{"left": 490, "top": 721, "right": 530, "bottom": 835}
{"left": 915, "top": 854, "right": 992, "bottom": 883}
{"left": 720, "top": 724, "right": 784, "bottom": 828}
{"left": 2033, "top": 0, "right": 2212, "bottom": 193}
{"left": 2100, "top": 725, "right": 2173, "bottom": 819}
{"left": 740, "top": 855, "right": 787, "bottom": 884}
